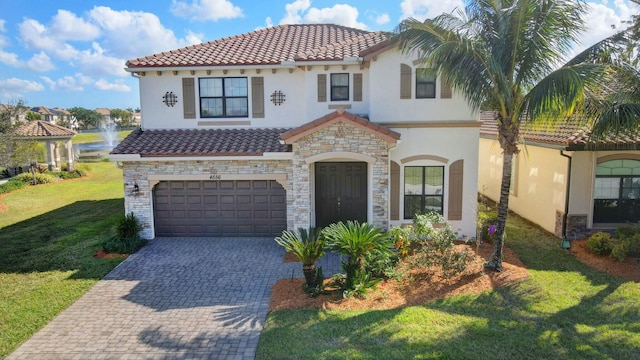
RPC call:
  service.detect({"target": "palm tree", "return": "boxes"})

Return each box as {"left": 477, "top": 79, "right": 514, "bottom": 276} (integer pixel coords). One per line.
{"left": 395, "top": 0, "right": 613, "bottom": 271}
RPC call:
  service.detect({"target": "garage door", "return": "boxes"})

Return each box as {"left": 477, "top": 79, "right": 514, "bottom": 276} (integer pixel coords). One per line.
{"left": 153, "top": 180, "right": 286, "bottom": 237}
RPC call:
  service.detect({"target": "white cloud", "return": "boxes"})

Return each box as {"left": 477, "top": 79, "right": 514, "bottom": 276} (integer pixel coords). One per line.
{"left": 280, "top": 1, "right": 367, "bottom": 29}
{"left": 73, "top": 42, "right": 127, "bottom": 77}
{"left": 94, "top": 78, "right": 131, "bottom": 92}
{"left": 0, "top": 19, "right": 6, "bottom": 32}
{"left": 88, "top": 6, "right": 202, "bottom": 58}
{"left": 50, "top": 10, "right": 101, "bottom": 41}
{"left": 170, "top": 0, "right": 243, "bottom": 21}
{"left": 0, "top": 50, "right": 54, "bottom": 72}
{"left": 0, "top": 77, "right": 44, "bottom": 99}
{"left": 41, "top": 75, "right": 84, "bottom": 91}
{"left": 376, "top": 13, "right": 390, "bottom": 25}
{"left": 400, "top": 0, "right": 464, "bottom": 20}
{"left": 18, "top": 18, "right": 80, "bottom": 60}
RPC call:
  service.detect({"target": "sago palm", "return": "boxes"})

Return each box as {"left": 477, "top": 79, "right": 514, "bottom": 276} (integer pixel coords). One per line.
{"left": 396, "top": 0, "right": 613, "bottom": 271}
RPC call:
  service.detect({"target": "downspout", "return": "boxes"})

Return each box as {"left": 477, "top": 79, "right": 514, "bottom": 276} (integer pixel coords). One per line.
{"left": 560, "top": 150, "right": 572, "bottom": 237}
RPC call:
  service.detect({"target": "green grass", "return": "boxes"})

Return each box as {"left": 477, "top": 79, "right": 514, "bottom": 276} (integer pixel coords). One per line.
{"left": 73, "top": 130, "right": 132, "bottom": 144}
{"left": 257, "top": 216, "right": 640, "bottom": 360}
{"left": 0, "top": 162, "right": 125, "bottom": 357}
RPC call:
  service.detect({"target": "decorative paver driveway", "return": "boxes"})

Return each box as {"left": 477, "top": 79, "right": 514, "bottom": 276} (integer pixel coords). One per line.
{"left": 7, "top": 237, "right": 340, "bottom": 360}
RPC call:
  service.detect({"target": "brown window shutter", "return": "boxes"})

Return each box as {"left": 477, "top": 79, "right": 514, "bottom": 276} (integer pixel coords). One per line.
{"left": 400, "top": 64, "right": 412, "bottom": 99}
{"left": 182, "top": 78, "right": 196, "bottom": 119}
{"left": 353, "top": 73, "right": 363, "bottom": 102}
{"left": 390, "top": 161, "right": 400, "bottom": 221}
{"left": 440, "top": 79, "right": 452, "bottom": 99}
{"left": 251, "top": 77, "right": 265, "bottom": 118}
{"left": 448, "top": 159, "right": 464, "bottom": 221}
{"left": 317, "top": 74, "right": 327, "bottom": 102}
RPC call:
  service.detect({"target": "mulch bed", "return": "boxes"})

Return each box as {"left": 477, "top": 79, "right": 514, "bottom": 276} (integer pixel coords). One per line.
{"left": 93, "top": 248, "right": 129, "bottom": 259}
{"left": 270, "top": 243, "right": 528, "bottom": 311}
{"left": 569, "top": 239, "right": 640, "bottom": 283}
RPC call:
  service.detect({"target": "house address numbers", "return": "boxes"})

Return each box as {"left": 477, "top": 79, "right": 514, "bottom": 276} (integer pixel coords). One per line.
{"left": 209, "top": 174, "right": 222, "bottom": 180}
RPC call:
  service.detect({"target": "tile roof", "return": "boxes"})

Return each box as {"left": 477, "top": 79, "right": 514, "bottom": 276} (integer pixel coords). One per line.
{"left": 126, "top": 24, "right": 389, "bottom": 68}
{"left": 13, "top": 120, "right": 77, "bottom": 138}
{"left": 281, "top": 109, "right": 401, "bottom": 144}
{"left": 110, "top": 128, "right": 292, "bottom": 157}
{"left": 480, "top": 111, "right": 640, "bottom": 149}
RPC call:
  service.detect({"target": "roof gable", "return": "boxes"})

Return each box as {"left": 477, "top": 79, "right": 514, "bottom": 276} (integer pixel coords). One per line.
{"left": 14, "top": 120, "right": 76, "bottom": 138}
{"left": 281, "top": 109, "right": 401, "bottom": 144}
{"left": 126, "top": 24, "right": 388, "bottom": 68}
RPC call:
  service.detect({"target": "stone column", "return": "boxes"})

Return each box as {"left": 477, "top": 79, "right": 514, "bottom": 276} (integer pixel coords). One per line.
{"left": 46, "top": 141, "right": 56, "bottom": 170}
{"left": 65, "top": 139, "right": 74, "bottom": 171}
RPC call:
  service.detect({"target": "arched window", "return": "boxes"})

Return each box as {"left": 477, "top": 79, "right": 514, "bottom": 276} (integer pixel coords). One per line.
{"left": 594, "top": 159, "right": 640, "bottom": 223}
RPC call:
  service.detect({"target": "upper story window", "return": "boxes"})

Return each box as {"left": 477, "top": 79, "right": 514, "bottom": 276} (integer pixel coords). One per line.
{"left": 330, "top": 73, "right": 349, "bottom": 101}
{"left": 404, "top": 166, "right": 444, "bottom": 219}
{"left": 416, "top": 69, "right": 436, "bottom": 99}
{"left": 199, "top": 77, "right": 248, "bottom": 118}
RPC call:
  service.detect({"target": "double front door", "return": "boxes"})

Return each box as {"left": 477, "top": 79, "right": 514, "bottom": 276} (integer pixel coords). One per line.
{"left": 315, "top": 162, "right": 367, "bottom": 228}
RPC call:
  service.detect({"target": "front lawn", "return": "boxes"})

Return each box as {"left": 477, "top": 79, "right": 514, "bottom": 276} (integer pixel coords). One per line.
{"left": 257, "top": 215, "right": 640, "bottom": 360}
{"left": 0, "top": 162, "right": 125, "bottom": 357}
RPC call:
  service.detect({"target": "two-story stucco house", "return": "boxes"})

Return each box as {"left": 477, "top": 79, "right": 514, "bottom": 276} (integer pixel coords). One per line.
{"left": 110, "top": 24, "right": 480, "bottom": 240}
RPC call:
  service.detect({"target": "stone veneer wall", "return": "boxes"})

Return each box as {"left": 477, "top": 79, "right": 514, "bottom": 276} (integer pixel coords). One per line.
{"left": 292, "top": 121, "right": 391, "bottom": 230}
{"left": 122, "top": 159, "right": 292, "bottom": 239}
{"left": 555, "top": 210, "right": 589, "bottom": 238}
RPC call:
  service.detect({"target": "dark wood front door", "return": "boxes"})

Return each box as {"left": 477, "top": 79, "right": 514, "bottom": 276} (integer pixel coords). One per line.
{"left": 315, "top": 162, "right": 367, "bottom": 228}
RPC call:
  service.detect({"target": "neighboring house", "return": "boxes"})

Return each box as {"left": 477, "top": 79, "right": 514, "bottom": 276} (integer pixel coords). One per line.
{"left": 0, "top": 104, "right": 28, "bottom": 125}
{"left": 478, "top": 111, "right": 640, "bottom": 238}
{"left": 52, "top": 108, "right": 78, "bottom": 130}
{"left": 110, "top": 24, "right": 480, "bottom": 240}
{"left": 95, "top": 108, "right": 113, "bottom": 128}
{"left": 30, "top": 106, "right": 56, "bottom": 123}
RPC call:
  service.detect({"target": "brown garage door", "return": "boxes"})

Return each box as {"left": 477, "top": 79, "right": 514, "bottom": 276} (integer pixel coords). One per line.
{"left": 153, "top": 180, "right": 286, "bottom": 237}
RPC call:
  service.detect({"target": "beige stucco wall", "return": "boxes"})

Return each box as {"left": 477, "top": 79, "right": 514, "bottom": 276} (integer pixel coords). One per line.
{"left": 478, "top": 137, "right": 569, "bottom": 234}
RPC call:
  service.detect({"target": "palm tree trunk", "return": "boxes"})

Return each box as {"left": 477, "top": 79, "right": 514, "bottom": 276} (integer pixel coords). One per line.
{"left": 485, "top": 150, "right": 514, "bottom": 272}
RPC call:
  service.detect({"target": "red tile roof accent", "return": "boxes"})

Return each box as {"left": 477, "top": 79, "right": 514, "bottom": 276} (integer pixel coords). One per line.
{"left": 126, "top": 24, "right": 388, "bottom": 68}
{"left": 14, "top": 121, "right": 76, "bottom": 138}
{"left": 110, "top": 128, "right": 292, "bottom": 157}
{"left": 280, "top": 110, "right": 401, "bottom": 144}
{"left": 480, "top": 111, "right": 640, "bottom": 148}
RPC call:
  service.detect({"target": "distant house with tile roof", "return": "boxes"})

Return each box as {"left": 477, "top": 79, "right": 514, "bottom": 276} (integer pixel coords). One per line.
{"left": 479, "top": 111, "right": 640, "bottom": 238}
{"left": 111, "top": 24, "right": 480, "bottom": 239}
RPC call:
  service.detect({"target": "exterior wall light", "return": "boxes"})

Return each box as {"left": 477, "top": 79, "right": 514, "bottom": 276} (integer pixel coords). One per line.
{"left": 129, "top": 182, "right": 140, "bottom": 196}
{"left": 270, "top": 90, "right": 286, "bottom": 106}
{"left": 162, "top": 91, "right": 178, "bottom": 107}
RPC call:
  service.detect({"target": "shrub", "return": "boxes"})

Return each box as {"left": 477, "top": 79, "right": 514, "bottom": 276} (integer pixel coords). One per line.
{"left": 323, "top": 221, "right": 395, "bottom": 298}
{"left": 102, "top": 212, "right": 147, "bottom": 255}
{"left": 611, "top": 233, "right": 640, "bottom": 261}
{"left": 0, "top": 177, "right": 29, "bottom": 194}
{"left": 477, "top": 203, "right": 498, "bottom": 243}
{"left": 117, "top": 212, "right": 143, "bottom": 240}
{"left": 405, "top": 213, "right": 473, "bottom": 279}
{"left": 275, "top": 227, "right": 326, "bottom": 287}
{"left": 13, "top": 172, "right": 58, "bottom": 185}
{"left": 615, "top": 225, "right": 640, "bottom": 239}
{"left": 586, "top": 232, "right": 614, "bottom": 255}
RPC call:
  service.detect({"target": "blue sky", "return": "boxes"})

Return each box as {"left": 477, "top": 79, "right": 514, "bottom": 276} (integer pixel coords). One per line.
{"left": 0, "top": 0, "right": 637, "bottom": 110}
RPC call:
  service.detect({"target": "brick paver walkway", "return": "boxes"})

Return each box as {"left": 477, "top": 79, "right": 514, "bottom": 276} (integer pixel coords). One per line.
{"left": 7, "top": 237, "right": 341, "bottom": 360}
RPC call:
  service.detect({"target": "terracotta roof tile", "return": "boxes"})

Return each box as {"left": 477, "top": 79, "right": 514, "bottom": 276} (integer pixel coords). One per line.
{"left": 14, "top": 121, "right": 76, "bottom": 138}
{"left": 110, "top": 128, "right": 292, "bottom": 157}
{"left": 480, "top": 111, "right": 640, "bottom": 149}
{"left": 126, "top": 24, "right": 388, "bottom": 68}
